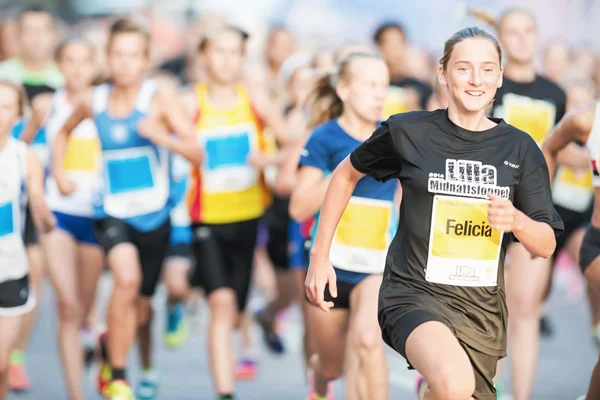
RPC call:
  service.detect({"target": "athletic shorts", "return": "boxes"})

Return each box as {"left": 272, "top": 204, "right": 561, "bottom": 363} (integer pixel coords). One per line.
{"left": 314, "top": 270, "right": 370, "bottom": 309}
{"left": 554, "top": 204, "right": 593, "bottom": 258}
{"left": 54, "top": 211, "right": 99, "bottom": 245}
{"left": 256, "top": 217, "right": 269, "bottom": 248}
{"left": 168, "top": 225, "right": 193, "bottom": 260}
{"left": 93, "top": 218, "right": 171, "bottom": 297}
{"left": 190, "top": 218, "right": 259, "bottom": 311}
{"left": 23, "top": 205, "right": 37, "bottom": 246}
{"left": 0, "top": 275, "right": 36, "bottom": 317}
{"left": 267, "top": 219, "right": 289, "bottom": 270}
{"left": 167, "top": 242, "right": 193, "bottom": 260}
{"left": 288, "top": 220, "right": 307, "bottom": 269}
{"left": 580, "top": 224, "right": 600, "bottom": 274}
{"left": 380, "top": 307, "right": 498, "bottom": 400}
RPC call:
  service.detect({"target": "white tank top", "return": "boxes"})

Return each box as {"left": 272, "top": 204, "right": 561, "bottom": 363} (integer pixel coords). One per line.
{"left": 45, "top": 90, "right": 101, "bottom": 217}
{"left": 585, "top": 103, "right": 600, "bottom": 187}
{"left": 0, "top": 138, "right": 29, "bottom": 282}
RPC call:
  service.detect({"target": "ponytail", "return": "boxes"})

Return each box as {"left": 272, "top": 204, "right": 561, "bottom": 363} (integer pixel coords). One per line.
{"left": 306, "top": 73, "right": 343, "bottom": 130}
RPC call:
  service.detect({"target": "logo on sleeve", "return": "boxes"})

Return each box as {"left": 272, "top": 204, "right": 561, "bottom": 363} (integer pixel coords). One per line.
{"left": 428, "top": 159, "right": 510, "bottom": 199}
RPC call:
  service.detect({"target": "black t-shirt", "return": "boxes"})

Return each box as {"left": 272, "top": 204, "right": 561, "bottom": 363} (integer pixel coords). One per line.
{"left": 391, "top": 77, "right": 433, "bottom": 110}
{"left": 490, "top": 75, "right": 566, "bottom": 146}
{"left": 350, "top": 109, "right": 564, "bottom": 356}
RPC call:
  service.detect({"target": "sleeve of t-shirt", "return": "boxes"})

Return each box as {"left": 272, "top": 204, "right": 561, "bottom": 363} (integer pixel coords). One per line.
{"left": 349, "top": 120, "right": 402, "bottom": 182}
{"left": 299, "top": 128, "right": 329, "bottom": 172}
{"left": 555, "top": 88, "right": 567, "bottom": 124}
{"left": 514, "top": 138, "right": 564, "bottom": 238}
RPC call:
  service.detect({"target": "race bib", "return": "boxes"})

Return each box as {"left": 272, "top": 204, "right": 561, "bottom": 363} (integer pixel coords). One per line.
{"left": 201, "top": 125, "right": 259, "bottom": 193}
{"left": 552, "top": 166, "right": 593, "bottom": 212}
{"left": 106, "top": 155, "right": 154, "bottom": 194}
{"left": 426, "top": 195, "right": 503, "bottom": 287}
{"left": 500, "top": 93, "right": 556, "bottom": 146}
{"left": 102, "top": 148, "right": 168, "bottom": 218}
{"left": 64, "top": 137, "right": 101, "bottom": 172}
{"left": 0, "top": 201, "right": 20, "bottom": 256}
{"left": 330, "top": 197, "right": 392, "bottom": 274}
{"left": 0, "top": 201, "right": 14, "bottom": 238}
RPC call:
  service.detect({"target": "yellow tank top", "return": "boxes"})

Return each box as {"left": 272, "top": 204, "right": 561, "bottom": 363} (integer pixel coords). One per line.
{"left": 188, "top": 83, "right": 268, "bottom": 224}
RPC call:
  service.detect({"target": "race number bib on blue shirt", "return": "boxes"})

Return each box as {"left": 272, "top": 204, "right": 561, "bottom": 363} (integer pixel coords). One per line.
{"left": 106, "top": 155, "right": 154, "bottom": 194}
{"left": 0, "top": 202, "right": 14, "bottom": 237}
{"left": 101, "top": 147, "right": 169, "bottom": 218}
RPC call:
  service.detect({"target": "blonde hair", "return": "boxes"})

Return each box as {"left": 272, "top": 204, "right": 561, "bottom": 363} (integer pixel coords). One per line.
{"left": 307, "top": 52, "right": 381, "bottom": 129}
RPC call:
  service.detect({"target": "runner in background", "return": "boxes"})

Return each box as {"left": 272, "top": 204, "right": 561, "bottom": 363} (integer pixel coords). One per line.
{"left": 255, "top": 53, "right": 315, "bottom": 354}
{"left": 0, "top": 80, "right": 56, "bottom": 400}
{"left": 291, "top": 52, "right": 393, "bottom": 400}
{"left": 372, "top": 21, "right": 431, "bottom": 117}
{"left": 542, "top": 98, "right": 600, "bottom": 400}
{"left": 52, "top": 18, "right": 203, "bottom": 400}
{"left": 183, "top": 24, "right": 289, "bottom": 399}
{"left": 542, "top": 41, "right": 571, "bottom": 86}
{"left": 20, "top": 38, "right": 103, "bottom": 400}
{"left": 0, "top": 6, "right": 62, "bottom": 392}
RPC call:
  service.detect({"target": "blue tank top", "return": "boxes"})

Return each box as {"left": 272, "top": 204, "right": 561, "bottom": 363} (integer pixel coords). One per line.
{"left": 92, "top": 81, "right": 176, "bottom": 232}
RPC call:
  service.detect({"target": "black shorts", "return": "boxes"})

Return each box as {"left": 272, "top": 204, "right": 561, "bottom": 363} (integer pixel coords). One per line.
{"left": 580, "top": 224, "right": 600, "bottom": 274}
{"left": 554, "top": 204, "right": 593, "bottom": 257}
{"left": 266, "top": 197, "right": 290, "bottom": 270}
{"left": 167, "top": 242, "right": 193, "bottom": 261}
{"left": 267, "top": 223, "right": 289, "bottom": 270}
{"left": 94, "top": 218, "right": 171, "bottom": 297}
{"left": 321, "top": 280, "right": 358, "bottom": 310}
{"left": 0, "top": 275, "right": 35, "bottom": 316}
{"left": 23, "top": 205, "right": 38, "bottom": 246}
{"left": 190, "top": 218, "right": 259, "bottom": 311}
{"left": 380, "top": 308, "right": 498, "bottom": 400}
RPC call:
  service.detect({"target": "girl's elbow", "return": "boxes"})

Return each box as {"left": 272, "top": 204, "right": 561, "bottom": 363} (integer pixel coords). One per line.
{"left": 289, "top": 197, "right": 307, "bottom": 222}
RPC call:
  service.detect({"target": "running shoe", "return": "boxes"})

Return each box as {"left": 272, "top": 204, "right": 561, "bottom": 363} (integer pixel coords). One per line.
{"left": 135, "top": 372, "right": 160, "bottom": 400}
{"left": 8, "top": 350, "right": 30, "bottom": 391}
{"left": 235, "top": 358, "right": 257, "bottom": 380}
{"left": 164, "top": 302, "right": 189, "bottom": 349}
{"left": 540, "top": 316, "right": 554, "bottom": 338}
{"left": 81, "top": 327, "right": 96, "bottom": 369}
{"left": 255, "top": 308, "right": 285, "bottom": 354}
{"left": 95, "top": 332, "right": 111, "bottom": 397}
{"left": 106, "top": 380, "right": 134, "bottom": 400}
{"left": 307, "top": 388, "right": 334, "bottom": 400}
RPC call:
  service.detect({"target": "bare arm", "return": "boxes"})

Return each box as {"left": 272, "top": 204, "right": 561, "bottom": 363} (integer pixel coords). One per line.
{"left": 25, "top": 148, "right": 56, "bottom": 233}
{"left": 542, "top": 105, "right": 595, "bottom": 182}
{"left": 251, "top": 89, "right": 298, "bottom": 145}
{"left": 555, "top": 142, "right": 590, "bottom": 170}
{"left": 139, "top": 89, "right": 204, "bottom": 165}
{"left": 274, "top": 141, "right": 304, "bottom": 196}
{"left": 513, "top": 209, "right": 557, "bottom": 259}
{"left": 304, "top": 157, "right": 365, "bottom": 311}
{"left": 52, "top": 92, "right": 93, "bottom": 195}
{"left": 288, "top": 165, "right": 332, "bottom": 223}
{"left": 21, "top": 93, "right": 53, "bottom": 144}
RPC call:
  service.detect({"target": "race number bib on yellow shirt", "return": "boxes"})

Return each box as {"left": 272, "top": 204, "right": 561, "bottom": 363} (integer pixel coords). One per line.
{"left": 426, "top": 195, "right": 503, "bottom": 287}
{"left": 330, "top": 197, "right": 393, "bottom": 274}
{"left": 501, "top": 93, "right": 556, "bottom": 146}
{"left": 552, "top": 166, "right": 593, "bottom": 212}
